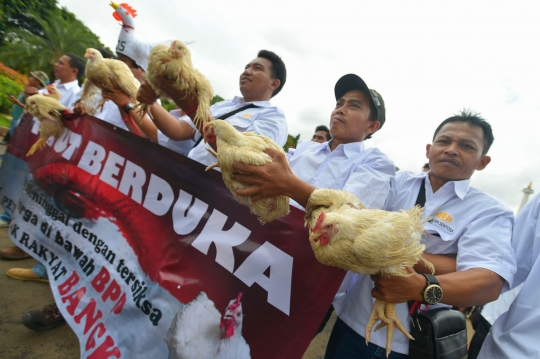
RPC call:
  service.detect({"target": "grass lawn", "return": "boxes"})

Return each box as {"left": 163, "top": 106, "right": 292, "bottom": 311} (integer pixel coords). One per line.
{"left": 0, "top": 114, "right": 11, "bottom": 128}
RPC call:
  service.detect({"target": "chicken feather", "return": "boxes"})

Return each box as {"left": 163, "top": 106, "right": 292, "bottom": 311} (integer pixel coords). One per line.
{"left": 24, "top": 92, "right": 68, "bottom": 156}
{"left": 306, "top": 189, "right": 433, "bottom": 357}
{"left": 143, "top": 40, "right": 213, "bottom": 128}
{"left": 202, "top": 120, "right": 289, "bottom": 224}
{"left": 81, "top": 48, "right": 140, "bottom": 115}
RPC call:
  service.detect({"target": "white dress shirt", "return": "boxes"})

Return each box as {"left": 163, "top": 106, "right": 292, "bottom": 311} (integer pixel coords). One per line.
{"left": 53, "top": 79, "right": 80, "bottom": 109}
{"left": 333, "top": 170, "right": 516, "bottom": 355}
{"left": 287, "top": 139, "right": 395, "bottom": 210}
{"left": 187, "top": 96, "right": 288, "bottom": 167}
{"left": 478, "top": 194, "right": 540, "bottom": 359}
{"left": 157, "top": 109, "right": 196, "bottom": 156}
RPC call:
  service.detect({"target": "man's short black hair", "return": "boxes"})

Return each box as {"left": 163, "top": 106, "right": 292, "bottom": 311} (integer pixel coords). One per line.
{"left": 258, "top": 50, "right": 286, "bottom": 97}
{"left": 65, "top": 53, "right": 86, "bottom": 81}
{"left": 423, "top": 163, "right": 430, "bottom": 170}
{"left": 433, "top": 109, "right": 494, "bottom": 154}
{"left": 315, "top": 125, "right": 331, "bottom": 141}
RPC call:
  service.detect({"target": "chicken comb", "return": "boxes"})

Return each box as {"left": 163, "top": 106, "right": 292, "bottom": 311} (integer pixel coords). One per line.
{"left": 112, "top": 3, "right": 137, "bottom": 21}
{"left": 227, "top": 292, "right": 243, "bottom": 312}
{"left": 121, "top": 3, "right": 137, "bottom": 17}
{"left": 313, "top": 211, "right": 327, "bottom": 232}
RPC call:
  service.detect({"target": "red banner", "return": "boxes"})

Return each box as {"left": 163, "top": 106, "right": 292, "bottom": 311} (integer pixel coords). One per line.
{"left": 0, "top": 114, "right": 345, "bottom": 359}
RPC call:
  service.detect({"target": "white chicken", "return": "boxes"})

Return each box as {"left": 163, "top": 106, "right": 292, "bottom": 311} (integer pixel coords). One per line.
{"left": 80, "top": 48, "right": 140, "bottom": 115}
{"left": 306, "top": 189, "right": 434, "bottom": 357}
{"left": 203, "top": 120, "right": 290, "bottom": 224}
{"left": 167, "top": 292, "right": 250, "bottom": 359}
{"left": 142, "top": 40, "right": 213, "bottom": 129}
{"left": 24, "top": 92, "right": 69, "bottom": 156}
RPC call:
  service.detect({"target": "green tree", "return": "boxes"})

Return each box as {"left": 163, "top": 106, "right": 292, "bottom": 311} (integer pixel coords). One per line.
{"left": 0, "top": 8, "right": 103, "bottom": 77}
{"left": 0, "top": 0, "right": 58, "bottom": 46}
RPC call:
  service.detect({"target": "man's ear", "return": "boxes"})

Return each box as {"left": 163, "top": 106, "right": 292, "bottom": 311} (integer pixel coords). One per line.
{"left": 270, "top": 78, "right": 280, "bottom": 92}
{"left": 426, "top": 144, "right": 432, "bottom": 158}
{"left": 476, "top": 155, "right": 491, "bottom": 171}
{"left": 367, "top": 120, "right": 381, "bottom": 135}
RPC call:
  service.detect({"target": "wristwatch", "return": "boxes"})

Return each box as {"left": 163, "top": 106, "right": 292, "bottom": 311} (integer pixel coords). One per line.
{"left": 422, "top": 273, "right": 443, "bottom": 305}
{"left": 122, "top": 102, "right": 136, "bottom": 114}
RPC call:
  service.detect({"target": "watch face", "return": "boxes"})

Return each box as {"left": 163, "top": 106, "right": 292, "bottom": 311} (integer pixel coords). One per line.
{"left": 425, "top": 285, "right": 443, "bottom": 304}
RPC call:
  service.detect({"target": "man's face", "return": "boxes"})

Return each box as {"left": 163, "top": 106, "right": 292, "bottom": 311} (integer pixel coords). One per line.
{"left": 27, "top": 77, "right": 41, "bottom": 88}
{"left": 426, "top": 122, "right": 491, "bottom": 183}
{"left": 239, "top": 57, "right": 278, "bottom": 100}
{"left": 118, "top": 53, "right": 144, "bottom": 81}
{"left": 312, "top": 131, "right": 328, "bottom": 143}
{"left": 329, "top": 90, "right": 379, "bottom": 143}
{"left": 54, "top": 55, "right": 75, "bottom": 82}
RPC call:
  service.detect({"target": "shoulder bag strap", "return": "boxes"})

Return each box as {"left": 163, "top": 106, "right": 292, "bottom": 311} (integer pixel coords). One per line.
{"left": 409, "top": 177, "right": 427, "bottom": 315}
{"left": 191, "top": 103, "right": 259, "bottom": 149}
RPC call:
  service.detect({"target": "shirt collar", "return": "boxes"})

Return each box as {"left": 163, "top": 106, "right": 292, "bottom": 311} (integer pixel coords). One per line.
{"left": 233, "top": 96, "right": 271, "bottom": 108}
{"left": 423, "top": 171, "right": 471, "bottom": 199}
{"left": 327, "top": 140, "right": 365, "bottom": 158}
{"left": 54, "top": 79, "right": 79, "bottom": 90}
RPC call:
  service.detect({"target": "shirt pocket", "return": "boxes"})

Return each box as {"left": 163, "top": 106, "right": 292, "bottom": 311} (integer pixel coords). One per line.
{"left": 422, "top": 228, "right": 457, "bottom": 254}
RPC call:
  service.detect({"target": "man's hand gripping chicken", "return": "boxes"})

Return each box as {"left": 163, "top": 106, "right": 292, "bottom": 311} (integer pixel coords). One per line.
{"left": 305, "top": 188, "right": 434, "bottom": 357}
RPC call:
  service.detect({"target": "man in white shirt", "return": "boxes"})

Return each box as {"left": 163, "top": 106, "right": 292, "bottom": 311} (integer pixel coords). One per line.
{"left": 137, "top": 50, "right": 288, "bottom": 166}
{"left": 349, "top": 111, "right": 516, "bottom": 358}
{"left": 478, "top": 193, "right": 540, "bottom": 359}
{"left": 51, "top": 53, "right": 85, "bottom": 109}
{"left": 232, "top": 73, "right": 393, "bottom": 210}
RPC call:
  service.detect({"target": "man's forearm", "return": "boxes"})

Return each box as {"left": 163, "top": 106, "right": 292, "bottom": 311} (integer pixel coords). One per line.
{"left": 415, "top": 253, "right": 457, "bottom": 275}
{"left": 284, "top": 176, "right": 317, "bottom": 208}
{"left": 149, "top": 104, "right": 195, "bottom": 141}
{"left": 437, "top": 268, "right": 504, "bottom": 307}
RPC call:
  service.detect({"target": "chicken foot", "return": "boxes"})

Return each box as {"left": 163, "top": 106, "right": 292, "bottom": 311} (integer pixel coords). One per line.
{"left": 365, "top": 299, "right": 413, "bottom": 358}
{"left": 205, "top": 147, "right": 220, "bottom": 171}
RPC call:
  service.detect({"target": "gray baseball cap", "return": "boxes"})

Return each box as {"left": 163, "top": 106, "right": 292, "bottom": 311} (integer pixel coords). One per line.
{"left": 334, "top": 74, "right": 386, "bottom": 128}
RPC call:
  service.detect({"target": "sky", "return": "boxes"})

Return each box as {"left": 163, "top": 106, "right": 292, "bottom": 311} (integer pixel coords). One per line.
{"left": 58, "top": 0, "right": 540, "bottom": 212}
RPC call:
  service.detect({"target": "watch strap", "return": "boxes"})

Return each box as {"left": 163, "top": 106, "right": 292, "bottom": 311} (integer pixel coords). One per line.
{"left": 423, "top": 273, "right": 440, "bottom": 286}
{"left": 122, "top": 102, "right": 135, "bottom": 114}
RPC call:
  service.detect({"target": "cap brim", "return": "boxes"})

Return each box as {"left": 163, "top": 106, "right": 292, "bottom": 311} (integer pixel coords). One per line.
{"left": 334, "top": 74, "right": 371, "bottom": 101}
{"left": 334, "top": 74, "right": 379, "bottom": 122}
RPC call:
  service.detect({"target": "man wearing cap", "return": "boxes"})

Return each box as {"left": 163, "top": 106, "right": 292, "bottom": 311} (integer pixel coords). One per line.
{"left": 231, "top": 72, "right": 395, "bottom": 342}
{"left": 232, "top": 73, "right": 394, "bottom": 211}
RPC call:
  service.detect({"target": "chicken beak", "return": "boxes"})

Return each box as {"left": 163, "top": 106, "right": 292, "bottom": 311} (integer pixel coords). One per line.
{"left": 110, "top": 1, "right": 119, "bottom": 10}
{"left": 203, "top": 137, "right": 208, "bottom": 144}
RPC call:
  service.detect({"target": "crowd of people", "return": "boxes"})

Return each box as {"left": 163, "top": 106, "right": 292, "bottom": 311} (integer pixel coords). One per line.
{"left": 0, "top": 10, "right": 538, "bottom": 359}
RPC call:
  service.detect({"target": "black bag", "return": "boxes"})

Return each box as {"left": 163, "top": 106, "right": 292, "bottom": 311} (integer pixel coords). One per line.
{"left": 408, "top": 178, "right": 468, "bottom": 358}
{"left": 408, "top": 308, "right": 468, "bottom": 359}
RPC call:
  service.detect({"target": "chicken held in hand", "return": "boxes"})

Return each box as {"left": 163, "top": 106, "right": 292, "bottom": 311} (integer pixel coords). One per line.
{"left": 24, "top": 93, "right": 70, "bottom": 156}
{"left": 306, "top": 189, "right": 433, "bottom": 357}
{"left": 81, "top": 48, "right": 140, "bottom": 114}
{"left": 143, "top": 40, "right": 213, "bottom": 129}
{"left": 203, "top": 120, "right": 289, "bottom": 224}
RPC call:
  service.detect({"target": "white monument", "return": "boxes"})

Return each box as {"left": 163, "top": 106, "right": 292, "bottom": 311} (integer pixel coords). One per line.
{"left": 518, "top": 183, "right": 534, "bottom": 213}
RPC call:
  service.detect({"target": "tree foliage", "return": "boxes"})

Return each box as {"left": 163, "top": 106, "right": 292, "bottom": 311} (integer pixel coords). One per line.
{"left": 0, "top": 1, "right": 104, "bottom": 78}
